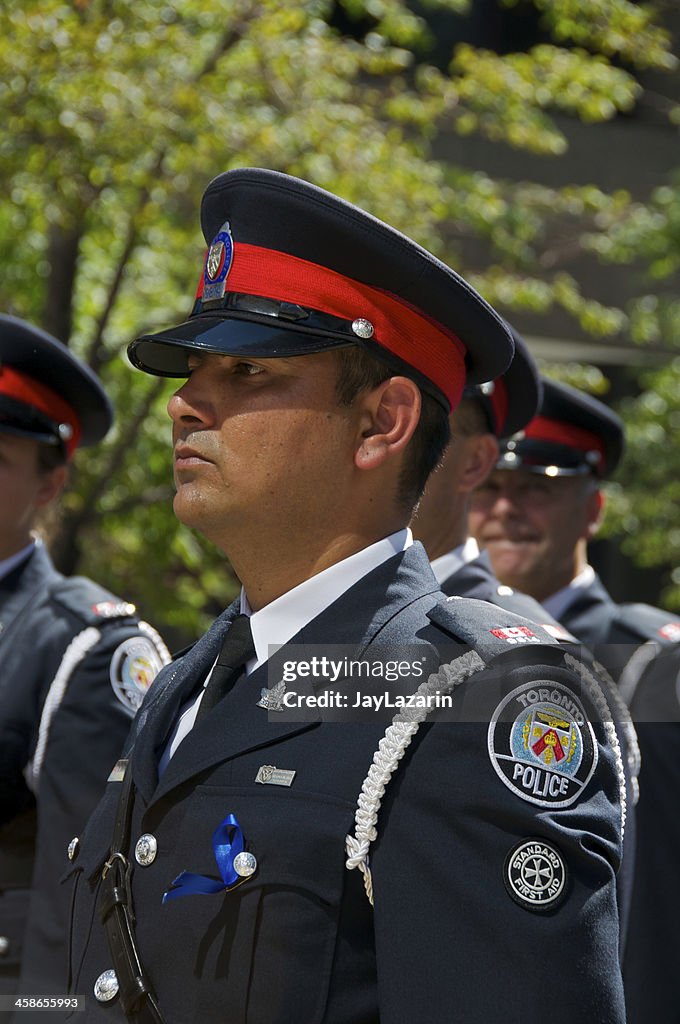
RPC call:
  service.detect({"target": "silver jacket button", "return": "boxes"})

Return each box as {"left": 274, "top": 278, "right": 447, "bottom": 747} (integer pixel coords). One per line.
{"left": 67, "top": 837, "right": 80, "bottom": 862}
{"left": 94, "top": 969, "right": 119, "bottom": 1002}
{"left": 233, "top": 851, "right": 257, "bottom": 877}
{"left": 0, "top": 937, "right": 10, "bottom": 957}
{"left": 135, "top": 833, "right": 158, "bottom": 866}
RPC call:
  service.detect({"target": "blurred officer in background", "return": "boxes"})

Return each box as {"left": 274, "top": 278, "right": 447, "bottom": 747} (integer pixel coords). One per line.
{"left": 64, "top": 169, "right": 627, "bottom": 1023}
{"left": 415, "top": 345, "right": 639, "bottom": 953}
{"left": 413, "top": 328, "right": 556, "bottom": 619}
{"left": 0, "top": 315, "right": 170, "bottom": 999}
{"left": 469, "top": 377, "right": 680, "bottom": 1021}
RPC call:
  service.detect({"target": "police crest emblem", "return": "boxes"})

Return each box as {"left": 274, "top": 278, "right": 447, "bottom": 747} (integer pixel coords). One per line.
{"left": 110, "top": 637, "right": 165, "bottom": 715}
{"left": 202, "top": 221, "right": 233, "bottom": 302}
{"left": 488, "top": 681, "right": 597, "bottom": 808}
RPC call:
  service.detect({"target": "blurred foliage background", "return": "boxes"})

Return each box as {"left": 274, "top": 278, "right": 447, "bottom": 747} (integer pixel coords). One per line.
{"left": 0, "top": 0, "right": 678, "bottom": 645}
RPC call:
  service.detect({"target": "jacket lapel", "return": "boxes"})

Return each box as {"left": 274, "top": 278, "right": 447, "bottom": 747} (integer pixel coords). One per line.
{"left": 145, "top": 543, "right": 441, "bottom": 807}
{"left": 131, "top": 604, "right": 239, "bottom": 801}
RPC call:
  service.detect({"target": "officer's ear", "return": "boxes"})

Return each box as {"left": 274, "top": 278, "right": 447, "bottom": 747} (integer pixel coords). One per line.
{"left": 456, "top": 433, "right": 500, "bottom": 494}
{"left": 36, "top": 464, "right": 69, "bottom": 509}
{"left": 354, "top": 376, "right": 421, "bottom": 471}
{"left": 585, "top": 485, "right": 605, "bottom": 540}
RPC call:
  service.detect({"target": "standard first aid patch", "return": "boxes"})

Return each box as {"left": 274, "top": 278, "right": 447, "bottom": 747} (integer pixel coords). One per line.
{"left": 487, "top": 681, "right": 597, "bottom": 808}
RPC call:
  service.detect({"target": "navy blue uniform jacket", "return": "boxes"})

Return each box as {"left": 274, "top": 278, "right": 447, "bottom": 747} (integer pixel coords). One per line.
{"left": 0, "top": 544, "right": 168, "bottom": 997}
{"left": 66, "top": 545, "right": 625, "bottom": 1023}
{"left": 440, "top": 551, "right": 639, "bottom": 954}
{"left": 559, "top": 572, "right": 680, "bottom": 1024}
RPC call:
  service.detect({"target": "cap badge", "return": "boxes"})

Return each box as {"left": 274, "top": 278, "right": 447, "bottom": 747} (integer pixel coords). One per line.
{"left": 203, "top": 221, "right": 233, "bottom": 302}
{"left": 352, "top": 318, "right": 374, "bottom": 340}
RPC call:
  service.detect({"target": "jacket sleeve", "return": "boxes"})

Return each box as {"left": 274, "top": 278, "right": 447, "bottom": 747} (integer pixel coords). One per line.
{"left": 18, "top": 618, "right": 170, "bottom": 993}
{"left": 370, "top": 645, "right": 626, "bottom": 1023}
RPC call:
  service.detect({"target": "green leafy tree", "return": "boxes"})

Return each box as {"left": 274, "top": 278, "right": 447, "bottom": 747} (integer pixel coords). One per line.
{"left": 583, "top": 171, "right": 680, "bottom": 607}
{"left": 0, "top": 0, "right": 676, "bottom": 640}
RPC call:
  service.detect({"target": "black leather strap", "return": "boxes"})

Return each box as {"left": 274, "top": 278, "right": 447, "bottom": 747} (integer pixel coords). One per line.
{"left": 99, "top": 762, "right": 165, "bottom": 1024}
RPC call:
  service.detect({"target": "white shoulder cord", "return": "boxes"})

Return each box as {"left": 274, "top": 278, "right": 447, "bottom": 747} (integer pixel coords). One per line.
{"left": 27, "top": 621, "right": 171, "bottom": 792}
{"left": 564, "top": 653, "right": 629, "bottom": 834}
{"left": 138, "top": 620, "right": 172, "bottom": 666}
{"left": 27, "top": 626, "right": 102, "bottom": 792}
{"left": 591, "top": 657, "right": 642, "bottom": 806}
{"left": 345, "top": 650, "right": 485, "bottom": 905}
{"left": 617, "top": 639, "right": 662, "bottom": 708}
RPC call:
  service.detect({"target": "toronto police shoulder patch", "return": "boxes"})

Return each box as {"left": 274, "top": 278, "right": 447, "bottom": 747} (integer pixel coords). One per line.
{"left": 487, "top": 680, "right": 597, "bottom": 808}
{"left": 110, "top": 636, "right": 165, "bottom": 715}
{"left": 504, "top": 838, "right": 568, "bottom": 912}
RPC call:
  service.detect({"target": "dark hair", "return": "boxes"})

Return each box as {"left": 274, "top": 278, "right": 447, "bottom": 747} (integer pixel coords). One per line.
{"left": 451, "top": 395, "right": 493, "bottom": 439}
{"left": 36, "top": 441, "right": 68, "bottom": 474}
{"left": 334, "top": 344, "right": 451, "bottom": 511}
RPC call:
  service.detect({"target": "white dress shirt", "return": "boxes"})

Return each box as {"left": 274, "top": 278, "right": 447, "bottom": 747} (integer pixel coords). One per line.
{"left": 429, "top": 537, "right": 479, "bottom": 585}
{"left": 159, "top": 529, "right": 413, "bottom": 771}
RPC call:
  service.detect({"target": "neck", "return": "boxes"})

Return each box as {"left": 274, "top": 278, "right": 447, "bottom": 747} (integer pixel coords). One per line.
{"left": 0, "top": 533, "right": 36, "bottom": 564}
{"left": 224, "top": 520, "right": 407, "bottom": 612}
{"left": 531, "top": 542, "right": 590, "bottom": 604}
{"left": 412, "top": 493, "right": 468, "bottom": 562}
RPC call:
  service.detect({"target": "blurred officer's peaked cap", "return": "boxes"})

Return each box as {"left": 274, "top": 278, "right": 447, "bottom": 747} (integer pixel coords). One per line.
{"left": 498, "top": 377, "right": 624, "bottom": 479}
{"left": 0, "top": 314, "right": 113, "bottom": 457}
{"left": 127, "top": 167, "right": 514, "bottom": 410}
{"left": 463, "top": 326, "right": 541, "bottom": 439}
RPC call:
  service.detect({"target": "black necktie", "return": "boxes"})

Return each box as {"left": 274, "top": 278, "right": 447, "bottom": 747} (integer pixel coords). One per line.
{"left": 196, "top": 615, "right": 255, "bottom": 720}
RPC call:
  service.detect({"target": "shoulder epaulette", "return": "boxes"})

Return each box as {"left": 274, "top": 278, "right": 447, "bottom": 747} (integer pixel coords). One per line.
{"left": 613, "top": 603, "right": 680, "bottom": 646}
{"left": 48, "top": 575, "right": 138, "bottom": 626}
{"left": 427, "top": 595, "right": 565, "bottom": 663}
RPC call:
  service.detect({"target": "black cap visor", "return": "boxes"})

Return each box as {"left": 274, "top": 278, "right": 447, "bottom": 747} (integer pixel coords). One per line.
{"left": 0, "top": 396, "right": 66, "bottom": 450}
{"left": 498, "top": 440, "right": 601, "bottom": 477}
{"left": 127, "top": 312, "right": 366, "bottom": 378}
{"left": 128, "top": 310, "right": 453, "bottom": 407}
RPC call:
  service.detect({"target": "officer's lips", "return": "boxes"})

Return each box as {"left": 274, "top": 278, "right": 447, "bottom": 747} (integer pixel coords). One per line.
{"left": 174, "top": 443, "right": 214, "bottom": 469}
{"left": 481, "top": 531, "right": 541, "bottom": 548}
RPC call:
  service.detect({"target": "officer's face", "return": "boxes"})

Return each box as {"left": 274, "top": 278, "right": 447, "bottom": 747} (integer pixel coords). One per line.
{"left": 167, "top": 349, "right": 367, "bottom": 563}
{"left": 0, "top": 434, "right": 66, "bottom": 559}
{"left": 468, "top": 468, "right": 601, "bottom": 602}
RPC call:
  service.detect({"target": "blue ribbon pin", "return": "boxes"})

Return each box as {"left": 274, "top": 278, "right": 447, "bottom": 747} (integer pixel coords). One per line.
{"left": 162, "top": 813, "right": 247, "bottom": 903}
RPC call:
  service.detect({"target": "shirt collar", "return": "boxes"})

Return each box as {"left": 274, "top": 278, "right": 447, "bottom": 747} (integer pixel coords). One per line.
{"left": 241, "top": 529, "right": 413, "bottom": 670}
{"left": 543, "top": 564, "right": 596, "bottom": 621}
{"left": 0, "top": 539, "right": 37, "bottom": 583}
{"left": 429, "top": 536, "right": 479, "bottom": 585}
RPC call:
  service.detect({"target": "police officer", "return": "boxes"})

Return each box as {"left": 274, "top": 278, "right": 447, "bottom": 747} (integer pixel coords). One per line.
{"left": 413, "top": 328, "right": 559, "bottom": 619}
{"left": 0, "top": 315, "right": 170, "bottom": 1000}
{"left": 469, "top": 377, "right": 680, "bottom": 1021}
{"left": 415, "top": 342, "right": 639, "bottom": 951}
{"left": 65, "top": 169, "right": 626, "bottom": 1022}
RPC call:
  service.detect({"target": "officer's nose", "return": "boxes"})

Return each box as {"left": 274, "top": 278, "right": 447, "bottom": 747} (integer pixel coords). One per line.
{"left": 167, "top": 380, "right": 213, "bottom": 429}
{"left": 488, "top": 487, "right": 520, "bottom": 520}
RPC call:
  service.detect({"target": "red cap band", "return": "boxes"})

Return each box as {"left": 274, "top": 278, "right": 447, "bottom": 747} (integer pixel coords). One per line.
{"left": 196, "top": 242, "right": 467, "bottom": 408}
{"left": 524, "top": 415, "right": 605, "bottom": 471}
{"left": 0, "top": 365, "right": 81, "bottom": 457}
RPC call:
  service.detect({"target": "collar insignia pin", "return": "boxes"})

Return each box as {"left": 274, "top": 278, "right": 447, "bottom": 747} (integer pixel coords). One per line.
{"left": 256, "top": 680, "right": 286, "bottom": 712}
